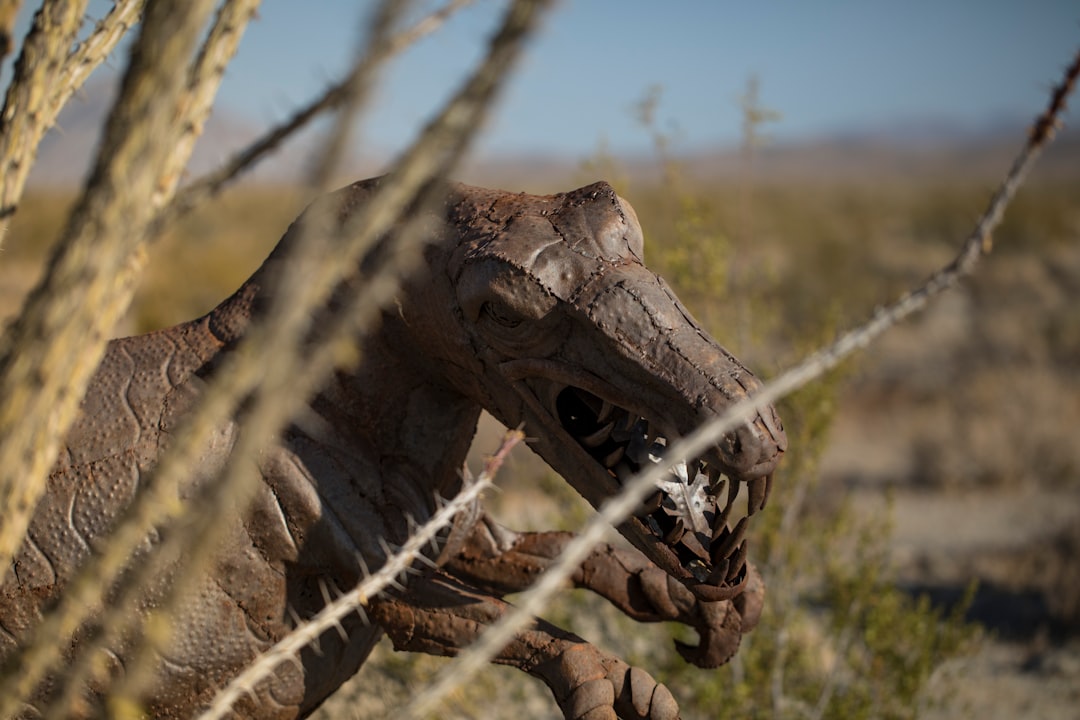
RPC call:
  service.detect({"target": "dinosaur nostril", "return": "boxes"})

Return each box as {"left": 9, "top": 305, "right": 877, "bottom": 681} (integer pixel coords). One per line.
{"left": 720, "top": 412, "right": 785, "bottom": 479}
{"left": 760, "top": 407, "right": 787, "bottom": 453}
{"left": 719, "top": 423, "right": 762, "bottom": 475}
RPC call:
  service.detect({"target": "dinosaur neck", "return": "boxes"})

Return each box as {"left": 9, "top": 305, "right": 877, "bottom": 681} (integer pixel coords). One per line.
{"left": 202, "top": 262, "right": 482, "bottom": 515}
{"left": 310, "top": 326, "right": 483, "bottom": 505}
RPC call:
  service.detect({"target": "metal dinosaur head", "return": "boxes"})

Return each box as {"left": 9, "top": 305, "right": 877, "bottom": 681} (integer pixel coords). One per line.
{"left": 415, "top": 180, "right": 787, "bottom": 602}
{"left": 394, "top": 179, "right": 786, "bottom": 602}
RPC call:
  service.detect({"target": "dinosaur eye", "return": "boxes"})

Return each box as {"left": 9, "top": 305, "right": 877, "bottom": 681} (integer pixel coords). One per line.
{"left": 481, "top": 302, "right": 523, "bottom": 329}
{"left": 457, "top": 259, "right": 562, "bottom": 354}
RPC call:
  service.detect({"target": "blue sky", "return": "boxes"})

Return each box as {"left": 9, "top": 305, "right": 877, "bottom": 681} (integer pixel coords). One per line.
{"left": 14, "top": 1, "right": 1080, "bottom": 159}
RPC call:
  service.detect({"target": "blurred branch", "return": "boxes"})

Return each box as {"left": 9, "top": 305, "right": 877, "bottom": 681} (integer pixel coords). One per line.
{"left": 152, "top": 0, "right": 262, "bottom": 208}
{"left": 0, "top": 0, "right": 92, "bottom": 238}
{"left": 0, "top": 0, "right": 146, "bottom": 237}
{"left": 165, "top": 0, "right": 477, "bottom": 223}
{"left": 404, "top": 46, "right": 1080, "bottom": 718}
{"left": 103, "top": 0, "right": 413, "bottom": 702}
{"left": 0, "top": 0, "right": 220, "bottom": 591}
{"left": 198, "top": 430, "right": 521, "bottom": 720}
{"left": 0, "top": 0, "right": 549, "bottom": 712}
{"left": 13, "top": 0, "right": 407, "bottom": 708}
{"left": 0, "top": 0, "right": 21, "bottom": 60}
{"left": 0, "top": 0, "right": 224, "bottom": 712}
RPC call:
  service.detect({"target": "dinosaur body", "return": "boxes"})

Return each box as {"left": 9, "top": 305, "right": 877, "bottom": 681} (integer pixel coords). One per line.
{"left": 0, "top": 178, "right": 785, "bottom": 719}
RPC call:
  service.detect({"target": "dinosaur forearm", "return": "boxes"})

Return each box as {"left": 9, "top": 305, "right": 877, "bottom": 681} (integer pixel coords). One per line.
{"left": 371, "top": 569, "right": 680, "bottom": 720}
{"left": 444, "top": 513, "right": 761, "bottom": 669}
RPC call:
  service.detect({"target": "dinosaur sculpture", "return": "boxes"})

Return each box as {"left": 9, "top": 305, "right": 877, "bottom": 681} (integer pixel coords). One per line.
{"left": 0, "top": 178, "right": 786, "bottom": 719}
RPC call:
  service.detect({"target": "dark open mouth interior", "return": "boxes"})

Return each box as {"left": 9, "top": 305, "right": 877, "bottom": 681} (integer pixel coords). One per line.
{"left": 556, "top": 386, "right": 771, "bottom": 590}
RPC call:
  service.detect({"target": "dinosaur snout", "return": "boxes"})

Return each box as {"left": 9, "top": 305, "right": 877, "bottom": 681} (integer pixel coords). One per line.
{"left": 720, "top": 405, "right": 786, "bottom": 481}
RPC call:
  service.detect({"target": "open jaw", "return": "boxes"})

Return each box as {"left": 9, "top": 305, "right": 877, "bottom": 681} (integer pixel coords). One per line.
{"left": 555, "top": 385, "right": 772, "bottom": 601}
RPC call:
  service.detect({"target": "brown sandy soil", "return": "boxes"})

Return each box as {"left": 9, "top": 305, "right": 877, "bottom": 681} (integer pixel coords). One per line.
{"left": 848, "top": 487, "right": 1080, "bottom": 720}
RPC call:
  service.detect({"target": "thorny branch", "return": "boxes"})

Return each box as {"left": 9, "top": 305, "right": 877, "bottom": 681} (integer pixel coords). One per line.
{"left": 404, "top": 46, "right": 1080, "bottom": 719}
{"left": 197, "top": 430, "right": 522, "bottom": 720}
{"left": 0, "top": 0, "right": 91, "bottom": 235}
{"left": 164, "top": 0, "right": 477, "bottom": 225}
{"left": 152, "top": 0, "right": 262, "bottom": 209}
{"left": 0, "top": 0, "right": 145, "bottom": 238}
{"left": 108, "top": 1, "right": 546, "bottom": 709}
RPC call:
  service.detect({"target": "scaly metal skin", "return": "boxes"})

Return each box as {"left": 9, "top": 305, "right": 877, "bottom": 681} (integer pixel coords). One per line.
{"left": 0, "top": 178, "right": 785, "bottom": 719}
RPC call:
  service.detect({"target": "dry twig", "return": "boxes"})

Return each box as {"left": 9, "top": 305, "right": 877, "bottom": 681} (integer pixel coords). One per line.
{"left": 0, "top": 0, "right": 145, "bottom": 238}
{"left": 0, "top": 0, "right": 91, "bottom": 236}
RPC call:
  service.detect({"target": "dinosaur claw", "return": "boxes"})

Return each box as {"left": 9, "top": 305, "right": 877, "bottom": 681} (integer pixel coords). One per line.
{"left": 566, "top": 678, "right": 616, "bottom": 720}
{"left": 673, "top": 638, "right": 699, "bottom": 665}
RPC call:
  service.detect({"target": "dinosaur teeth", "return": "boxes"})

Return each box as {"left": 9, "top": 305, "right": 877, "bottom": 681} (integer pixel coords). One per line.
{"left": 637, "top": 490, "right": 664, "bottom": 516}
{"left": 609, "top": 412, "right": 638, "bottom": 443}
{"left": 712, "top": 516, "right": 748, "bottom": 560}
{"left": 713, "top": 477, "right": 738, "bottom": 529}
{"left": 663, "top": 518, "right": 686, "bottom": 545}
{"left": 596, "top": 398, "right": 615, "bottom": 423}
{"left": 706, "top": 465, "right": 723, "bottom": 491}
{"left": 602, "top": 445, "right": 625, "bottom": 468}
{"left": 645, "top": 422, "right": 660, "bottom": 448}
{"left": 707, "top": 557, "right": 730, "bottom": 585}
{"left": 726, "top": 540, "right": 748, "bottom": 582}
{"left": 577, "top": 420, "right": 615, "bottom": 448}
{"left": 559, "top": 391, "right": 762, "bottom": 588}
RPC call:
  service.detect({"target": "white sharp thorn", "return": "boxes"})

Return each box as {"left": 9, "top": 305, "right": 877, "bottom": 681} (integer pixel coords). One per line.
{"left": 413, "top": 552, "right": 438, "bottom": 569}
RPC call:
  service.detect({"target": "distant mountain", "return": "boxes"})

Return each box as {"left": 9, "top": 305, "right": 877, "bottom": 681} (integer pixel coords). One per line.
{"left": 27, "top": 75, "right": 372, "bottom": 188}
{"left": 26, "top": 76, "right": 1080, "bottom": 189}
{"left": 459, "top": 122, "right": 1080, "bottom": 190}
